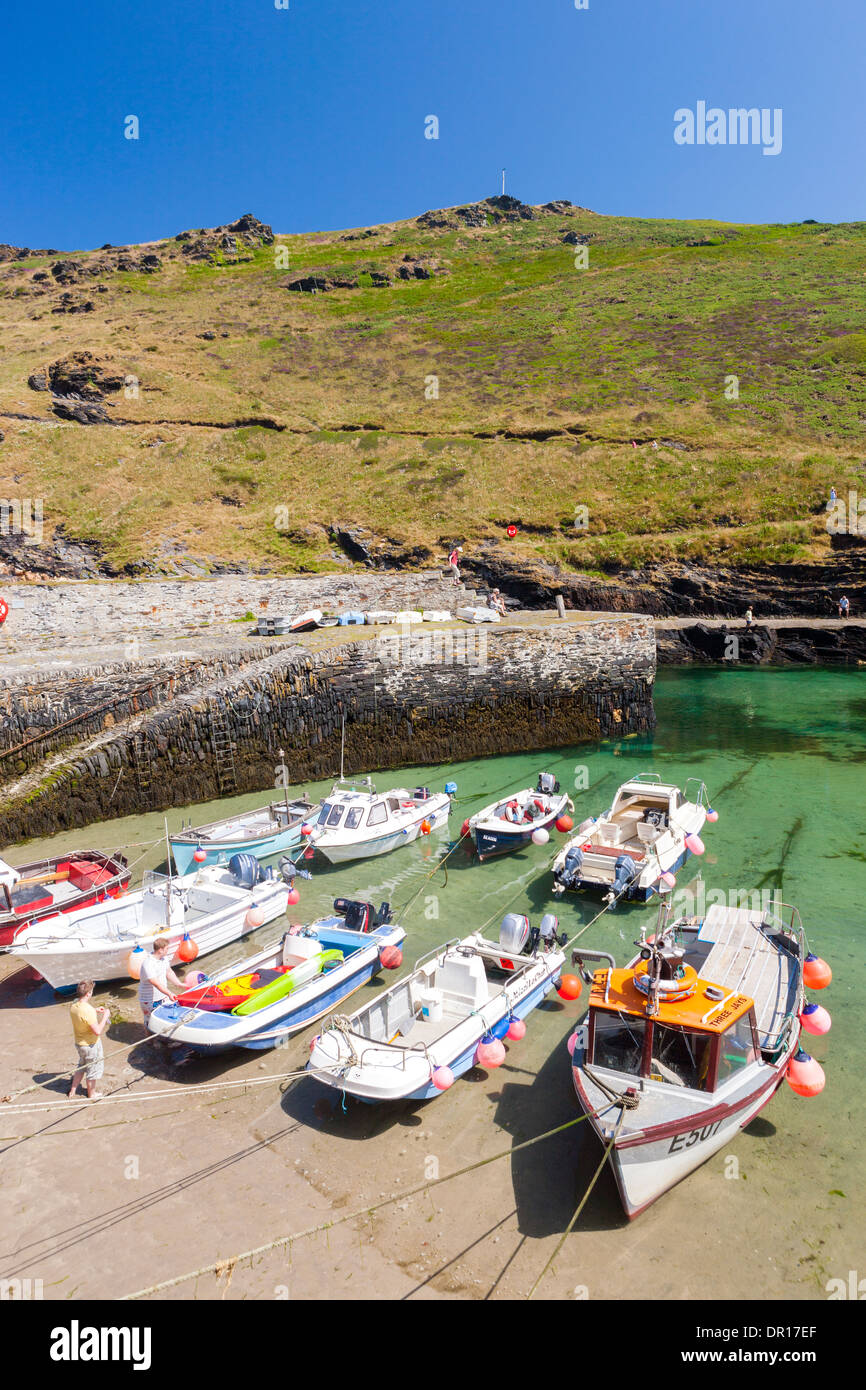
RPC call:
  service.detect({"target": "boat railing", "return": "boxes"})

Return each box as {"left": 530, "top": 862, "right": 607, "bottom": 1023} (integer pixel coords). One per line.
{"left": 683, "top": 777, "right": 709, "bottom": 807}
{"left": 412, "top": 937, "right": 460, "bottom": 971}
{"left": 631, "top": 772, "right": 662, "bottom": 785}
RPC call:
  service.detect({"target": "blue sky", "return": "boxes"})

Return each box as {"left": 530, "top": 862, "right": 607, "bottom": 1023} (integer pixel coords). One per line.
{"left": 1, "top": 0, "right": 862, "bottom": 248}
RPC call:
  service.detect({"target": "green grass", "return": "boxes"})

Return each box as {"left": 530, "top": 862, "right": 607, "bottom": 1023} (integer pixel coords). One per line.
{"left": 2, "top": 203, "right": 866, "bottom": 574}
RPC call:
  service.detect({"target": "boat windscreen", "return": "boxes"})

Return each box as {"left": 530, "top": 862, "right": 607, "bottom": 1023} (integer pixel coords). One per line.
{"left": 648, "top": 1024, "right": 713, "bottom": 1089}
{"left": 715, "top": 1011, "right": 758, "bottom": 1085}
{"left": 592, "top": 1011, "right": 646, "bottom": 1076}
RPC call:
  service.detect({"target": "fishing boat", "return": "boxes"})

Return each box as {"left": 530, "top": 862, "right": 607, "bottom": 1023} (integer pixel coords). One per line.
{"left": 551, "top": 773, "right": 712, "bottom": 904}
{"left": 464, "top": 772, "right": 572, "bottom": 861}
{"left": 305, "top": 777, "right": 455, "bottom": 864}
{"left": 0, "top": 851, "right": 130, "bottom": 948}
{"left": 169, "top": 794, "right": 318, "bottom": 875}
{"left": 7, "top": 854, "right": 292, "bottom": 989}
{"left": 308, "top": 913, "right": 565, "bottom": 1101}
{"left": 146, "top": 897, "right": 405, "bottom": 1052}
{"left": 568, "top": 897, "right": 819, "bottom": 1218}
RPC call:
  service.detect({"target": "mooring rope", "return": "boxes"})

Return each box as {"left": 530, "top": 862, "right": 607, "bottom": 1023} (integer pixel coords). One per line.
{"left": 120, "top": 1100, "right": 621, "bottom": 1301}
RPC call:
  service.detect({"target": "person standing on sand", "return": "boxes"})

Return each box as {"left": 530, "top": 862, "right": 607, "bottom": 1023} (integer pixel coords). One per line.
{"left": 138, "top": 936, "right": 183, "bottom": 1028}
{"left": 838, "top": 595, "right": 850, "bottom": 619}
{"left": 744, "top": 607, "right": 754, "bottom": 630}
{"left": 68, "top": 980, "right": 110, "bottom": 1101}
{"left": 448, "top": 545, "right": 463, "bottom": 587}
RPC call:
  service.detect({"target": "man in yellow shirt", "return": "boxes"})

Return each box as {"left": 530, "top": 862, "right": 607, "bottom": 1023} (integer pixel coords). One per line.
{"left": 69, "top": 980, "right": 110, "bottom": 1101}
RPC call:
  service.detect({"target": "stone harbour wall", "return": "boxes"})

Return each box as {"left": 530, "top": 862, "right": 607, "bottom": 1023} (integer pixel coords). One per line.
{"left": 0, "top": 614, "right": 656, "bottom": 843}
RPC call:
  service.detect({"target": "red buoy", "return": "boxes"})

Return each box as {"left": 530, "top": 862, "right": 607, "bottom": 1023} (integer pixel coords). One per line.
{"left": 555, "top": 814, "right": 573, "bottom": 833}
{"left": 556, "top": 974, "right": 582, "bottom": 1001}
{"left": 803, "top": 954, "right": 832, "bottom": 990}
{"left": 379, "top": 945, "right": 403, "bottom": 970}
{"left": 177, "top": 934, "right": 199, "bottom": 963}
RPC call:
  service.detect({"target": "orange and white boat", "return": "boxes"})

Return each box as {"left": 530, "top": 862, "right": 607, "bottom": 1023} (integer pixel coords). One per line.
{"left": 568, "top": 898, "right": 829, "bottom": 1218}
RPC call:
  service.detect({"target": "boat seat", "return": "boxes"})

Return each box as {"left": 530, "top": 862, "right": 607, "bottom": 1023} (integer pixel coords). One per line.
{"left": 435, "top": 955, "right": 489, "bottom": 1012}
{"left": 583, "top": 844, "right": 646, "bottom": 862}
{"left": 636, "top": 822, "right": 661, "bottom": 844}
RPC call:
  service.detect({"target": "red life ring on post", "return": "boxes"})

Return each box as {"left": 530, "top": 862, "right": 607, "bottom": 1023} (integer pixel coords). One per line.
{"left": 0, "top": 597, "right": 8, "bottom": 625}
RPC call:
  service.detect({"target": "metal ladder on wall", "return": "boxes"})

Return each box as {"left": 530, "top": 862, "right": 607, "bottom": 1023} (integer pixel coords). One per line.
{"left": 209, "top": 704, "right": 237, "bottom": 796}
{"left": 130, "top": 734, "right": 153, "bottom": 808}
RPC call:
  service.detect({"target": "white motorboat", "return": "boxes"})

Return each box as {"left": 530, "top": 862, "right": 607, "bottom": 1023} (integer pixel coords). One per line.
{"left": 7, "top": 854, "right": 292, "bottom": 989}
{"left": 147, "top": 897, "right": 405, "bottom": 1053}
{"left": 568, "top": 897, "right": 824, "bottom": 1218}
{"left": 309, "top": 914, "right": 565, "bottom": 1102}
{"left": 551, "top": 773, "right": 712, "bottom": 904}
{"left": 457, "top": 606, "right": 499, "bottom": 623}
{"left": 465, "top": 772, "right": 573, "bottom": 861}
{"left": 304, "top": 776, "right": 455, "bottom": 864}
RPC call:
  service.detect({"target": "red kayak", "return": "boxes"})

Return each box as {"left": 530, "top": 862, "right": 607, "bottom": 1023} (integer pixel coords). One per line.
{"left": 0, "top": 850, "right": 131, "bottom": 947}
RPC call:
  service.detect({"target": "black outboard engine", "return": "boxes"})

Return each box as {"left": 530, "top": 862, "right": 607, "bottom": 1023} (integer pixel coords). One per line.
{"left": 373, "top": 901, "right": 392, "bottom": 927}
{"left": 609, "top": 854, "right": 639, "bottom": 905}
{"left": 333, "top": 897, "right": 374, "bottom": 932}
{"left": 228, "top": 852, "right": 267, "bottom": 890}
{"left": 536, "top": 772, "right": 561, "bottom": 796}
{"left": 558, "top": 845, "right": 584, "bottom": 889}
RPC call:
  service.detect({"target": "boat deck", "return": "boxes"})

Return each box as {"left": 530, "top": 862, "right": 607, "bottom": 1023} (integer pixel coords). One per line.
{"left": 696, "top": 906, "right": 800, "bottom": 1049}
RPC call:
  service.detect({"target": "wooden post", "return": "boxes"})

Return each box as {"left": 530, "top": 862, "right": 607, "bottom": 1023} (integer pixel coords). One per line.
{"left": 555, "top": 595, "right": 566, "bottom": 619}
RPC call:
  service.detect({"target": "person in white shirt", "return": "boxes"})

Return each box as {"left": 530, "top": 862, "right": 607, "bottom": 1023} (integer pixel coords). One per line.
{"left": 138, "top": 937, "right": 184, "bottom": 1025}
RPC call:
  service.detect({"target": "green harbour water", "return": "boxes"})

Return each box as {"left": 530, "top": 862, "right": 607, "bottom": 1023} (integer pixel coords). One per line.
{"left": 7, "top": 665, "right": 864, "bottom": 1297}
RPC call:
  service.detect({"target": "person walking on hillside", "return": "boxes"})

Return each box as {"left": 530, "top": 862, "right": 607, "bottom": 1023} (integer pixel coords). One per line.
{"left": 448, "top": 545, "right": 463, "bottom": 587}
{"left": 138, "top": 936, "right": 183, "bottom": 1028}
{"left": 828, "top": 486, "right": 837, "bottom": 506}
{"left": 68, "top": 980, "right": 110, "bottom": 1101}
{"left": 838, "top": 595, "right": 850, "bottom": 619}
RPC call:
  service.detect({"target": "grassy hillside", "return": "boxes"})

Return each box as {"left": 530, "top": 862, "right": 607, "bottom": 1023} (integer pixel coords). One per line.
{"left": 1, "top": 199, "right": 865, "bottom": 576}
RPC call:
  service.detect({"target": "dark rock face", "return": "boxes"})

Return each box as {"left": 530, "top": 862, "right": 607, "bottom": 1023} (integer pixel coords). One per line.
{"left": 51, "top": 260, "right": 82, "bottom": 285}
{"left": 286, "top": 268, "right": 391, "bottom": 292}
{"left": 177, "top": 213, "right": 274, "bottom": 263}
{"left": 561, "top": 230, "right": 591, "bottom": 245}
{"left": 51, "top": 294, "right": 95, "bottom": 314}
{"left": 52, "top": 398, "right": 111, "bottom": 425}
{"left": 34, "top": 352, "right": 128, "bottom": 400}
{"left": 396, "top": 259, "right": 434, "bottom": 280}
{"left": 656, "top": 622, "right": 866, "bottom": 666}
{"left": 0, "top": 526, "right": 108, "bottom": 580}
{"left": 484, "top": 194, "right": 535, "bottom": 221}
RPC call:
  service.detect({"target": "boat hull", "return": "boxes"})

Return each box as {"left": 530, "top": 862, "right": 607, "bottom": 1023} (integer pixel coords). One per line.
{"left": 313, "top": 796, "right": 450, "bottom": 864}
{"left": 473, "top": 797, "right": 569, "bottom": 861}
{"left": 170, "top": 823, "right": 305, "bottom": 876}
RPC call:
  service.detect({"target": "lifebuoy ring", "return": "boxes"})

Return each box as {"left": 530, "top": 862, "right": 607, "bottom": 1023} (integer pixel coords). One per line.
{"left": 0, "top": 597, "right": 8, "bottom": 625}
{"left": 633, "top": 962, "right": 698, "bottom": 1003}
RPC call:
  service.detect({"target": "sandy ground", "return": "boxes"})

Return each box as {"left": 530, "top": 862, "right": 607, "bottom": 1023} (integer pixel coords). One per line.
{"left": 0, "top": 944, "right": 849, "bottom": 1305}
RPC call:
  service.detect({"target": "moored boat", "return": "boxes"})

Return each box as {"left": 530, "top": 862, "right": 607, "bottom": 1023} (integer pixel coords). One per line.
{"left": 308, "top": 914, "right": 565, "bottom": 1102}
{"left": 465, "top": 772, "right": 572, "bottom": 861}
{"left": 551, "top": 773, "right": 712, "bottom": 904}
{"left": 169, "top": 795, "right": 318, "bottom": 875}
{"left": 147, "top": 897, "right": 405, "bottom": 1052}
{"left": 0, "top": 850, "right": 130, "bottom": 948}
{"left": 305, "top": 777, "right": 455, "bottom": 864}
{"left": 568, "top": 897, "right": 825, "bottom": 1218}
{"left": 7, "top": 854, "right": 292, "bottom": 988}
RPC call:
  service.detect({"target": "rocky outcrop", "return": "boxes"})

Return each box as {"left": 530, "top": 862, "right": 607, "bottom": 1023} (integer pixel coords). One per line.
{"left": 656, "top": 621, "right": 866, "bottom": 665}
{"left": 176, "top": 213, "right": 274, "bottom": 263}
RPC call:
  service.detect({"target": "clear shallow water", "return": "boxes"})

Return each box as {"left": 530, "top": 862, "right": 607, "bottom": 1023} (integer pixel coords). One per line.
{"left": 6, "top": 666, "right": 864, "bottom": 1294}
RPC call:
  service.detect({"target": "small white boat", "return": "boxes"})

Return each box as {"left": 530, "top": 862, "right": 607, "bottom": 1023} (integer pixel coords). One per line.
{"left": 147, "top": 897, "right": 405, "bottom": 1053}
{"left": 309, "top": 915, "right": 565, "bottom": 1101}
{"left": 306, "top": 777, "right": 455, "bottom": 864}
{"left": 466, "top": 772, "right": 572, "bottom": 861}
{"left": 169, "top": 795, "right": 318, "bottom": 875}
{"left": 568, "top": 897, "right": 819, "bottom": 1218}
{"left": 8, "top": 857, "right": 291, "bottom": 989}
{"left": 289, "top": 609, "right": 324, "bottom": 632}
{"left": 365, "top": 610, "right": 397, "bottom": 625}
{"left": 551, "top": 773, "right": 712, "bottom": 904}
{"left": 394, "top": 610, "right": 423, "bottom": 624}
{"left": 457, "top": 606, "right": 500, "bottom": 623}
{"left": 421, "top": 610, "right": 451, "bottom": 622}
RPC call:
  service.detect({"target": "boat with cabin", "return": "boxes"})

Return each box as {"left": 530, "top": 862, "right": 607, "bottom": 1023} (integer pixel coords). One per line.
{"left": 0, "top": 850, "right": 130, "bottom": 948}
{"left": 308, "top": 913, "right": 564, "bottom": 1101}
{"left": 305, "top": 776, "right": 454, "bottom": 864}
{"left": 169, "top": 794, "right": 318, "bottom": 875}
{"left": 465, "top": 772, "right": 572, "bottom": 861}
{"left": 551, "top": 773, "right": 712, "bottom": 904}
{"left": 568, "top": 897, "right": 813, "bottom": 1218}
{"left": 147, "top": 897, "right": 405, "bottom": 1052}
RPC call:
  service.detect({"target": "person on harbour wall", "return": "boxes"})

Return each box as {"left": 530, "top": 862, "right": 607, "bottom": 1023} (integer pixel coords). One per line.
{"left": 744, "top": 607, "right": 754, "bottom": 630}
{"left": 488, "top": 587, "right": 506, "bottom": 616}
{"left": 138, "top": 936, "right": 183, "bottom": 1027}
{"left": 448, "top": 545, "right": 463, "bottom": 586}
{"left": 68, "top": 980, "right": 110, "bottom": 1101}
{"left": 838, "top": 594, "right": 850, "bottom": 619}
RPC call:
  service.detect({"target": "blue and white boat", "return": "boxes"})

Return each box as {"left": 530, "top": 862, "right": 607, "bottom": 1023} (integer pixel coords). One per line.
{"left": 169, "top": 795, "right": 318, "bottom": 875}
{"left": 467, "top": 772, "right": 572, "bottom": 861}
{"left": 146, "top": 897, "right": 405, "bottom": 1052}
{"left": 308, "top": 914, "right": 565, "bottom": 1101}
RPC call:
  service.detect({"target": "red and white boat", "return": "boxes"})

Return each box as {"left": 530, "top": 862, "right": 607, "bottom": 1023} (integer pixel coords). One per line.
{"left": 0, "top": 851, "right": 130, "bottom": 948}
{"left": 568, "top": 897, "right": 828, "bottom": 1218}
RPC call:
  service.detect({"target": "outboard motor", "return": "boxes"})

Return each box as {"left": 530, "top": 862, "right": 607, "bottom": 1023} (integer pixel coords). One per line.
{"left": 228, "top": 852, "right": 267, "bottom": 890}
{"left": 499, "top": 912, "right": 531, "bottom": 956}
{"left": 558, "top": 845, "right": 584, "bottom": 889}
{"left": 608, "top": 854, "right": 639, "bottom": 906}
{"left": 333, "top": 897, "right": 373, "bottom": 932}
{"left": 539, "top": 912, "right": 568, "bottom": 948}
{"left": 373, "top": 901, "right": 392, "bottom": 927}
{"left": 536, "top": 772, "right": 560, "bottom": 796}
